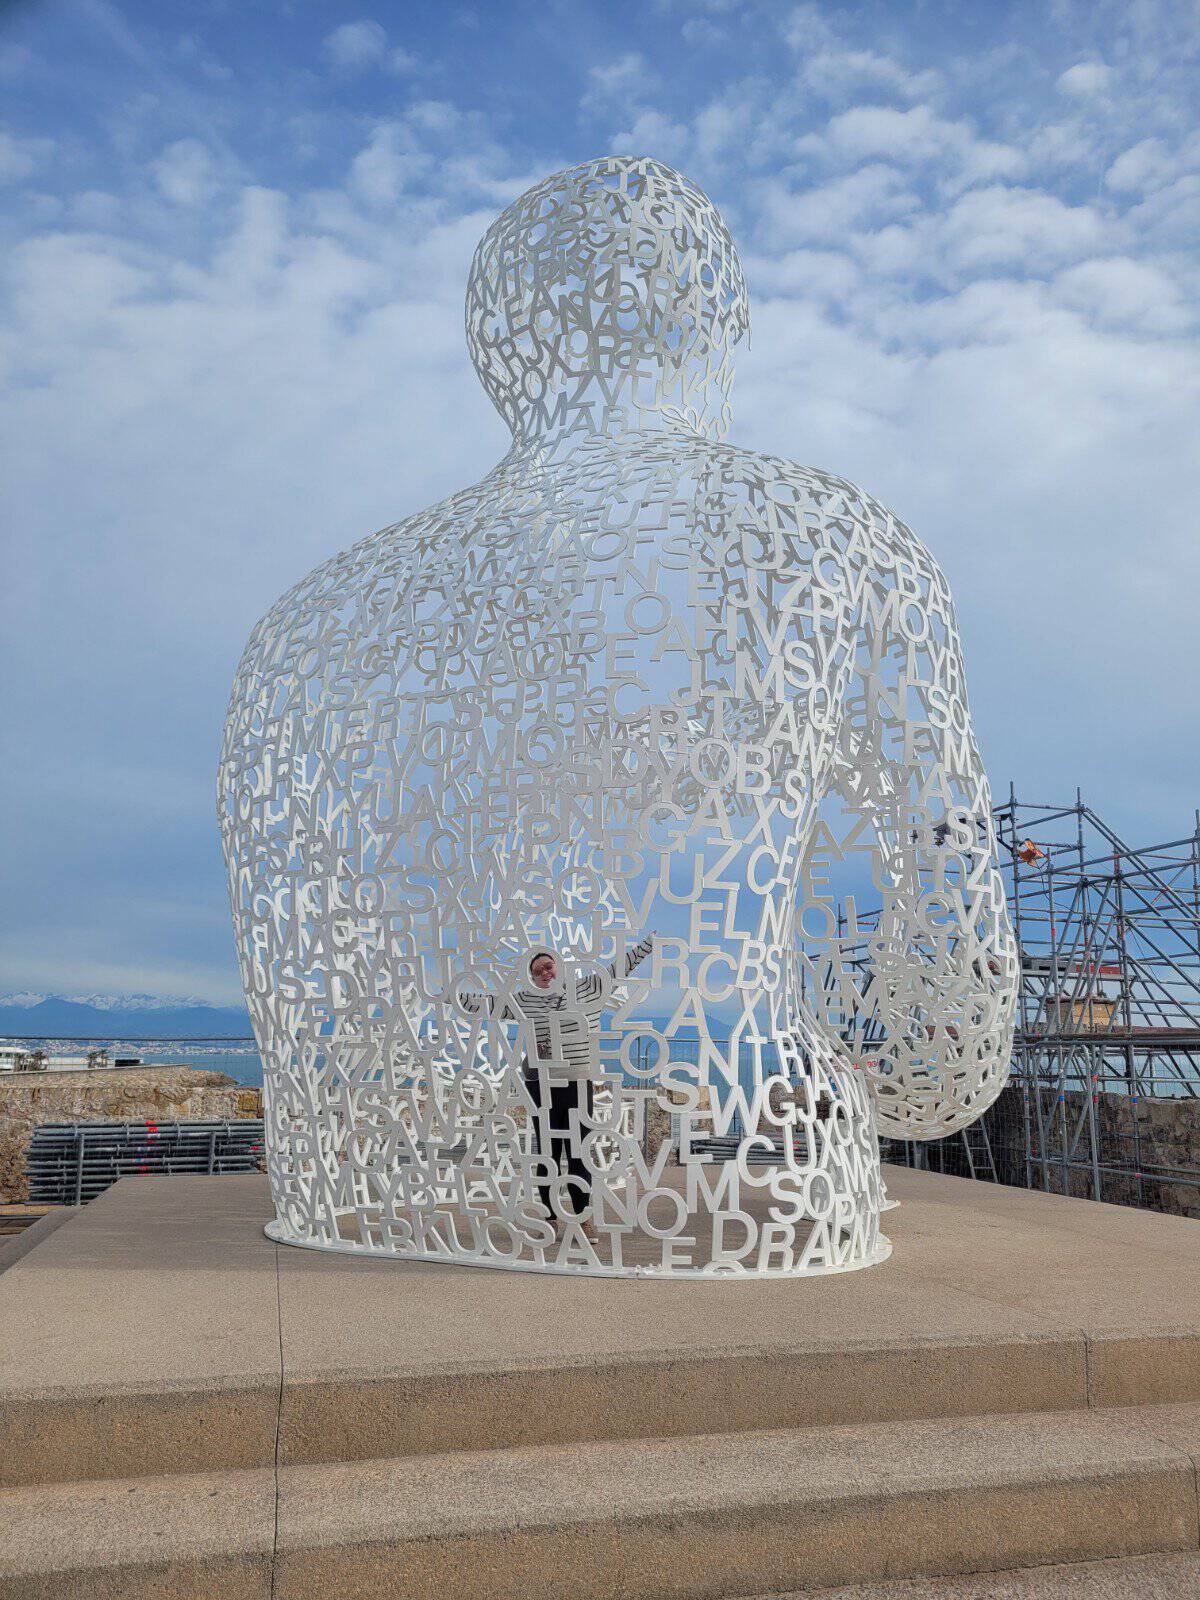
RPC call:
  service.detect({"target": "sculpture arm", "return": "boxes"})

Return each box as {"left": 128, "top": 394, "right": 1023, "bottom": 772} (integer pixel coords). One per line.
{"left": 833, "top": 542, "right": 1018, "bottom": 1138}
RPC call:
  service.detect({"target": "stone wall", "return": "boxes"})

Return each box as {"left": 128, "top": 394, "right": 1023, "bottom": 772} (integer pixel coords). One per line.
{"left": 0, "top": 1068, "right": 262, "bottom": 1203}
{"left": 976, "top": 1084, "right": 1200, "bottom": 1218}
{"left": 1072, "top": 1089, "right": 1200, "bottom": 1218}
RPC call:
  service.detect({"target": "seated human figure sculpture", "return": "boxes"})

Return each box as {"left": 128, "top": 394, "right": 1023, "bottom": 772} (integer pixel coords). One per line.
{"left": 218, "top": 155, "right": 1019, "bottom": 1277}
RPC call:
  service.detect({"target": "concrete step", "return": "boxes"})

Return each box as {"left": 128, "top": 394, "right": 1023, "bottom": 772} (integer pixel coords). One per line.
{"left": 8, "top": 1168, "right": 1200, "bottom": 1489}
{"left": 0, "top": 1209, "right": 73, "bottom": 1278}
{"left": 0, "top": 1207, "right": 55, "bottom": 1240}
{"left": 3, "top": 1404, "right": 1199, "bottom": 1600}
{"left": 10, "top": 1320, "right": 1200, "bottom": 1489}
{"left": 750, "top": 1549, "right": 1200, "bottom": 1598}
{"left": 0, "top": 1464, "right": 275, "bottom": 1600}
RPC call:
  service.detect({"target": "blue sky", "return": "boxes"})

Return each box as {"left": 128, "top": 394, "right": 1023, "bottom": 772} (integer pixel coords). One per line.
{"left": 2, "top": 0, "right": 1198, "bottom": 1003}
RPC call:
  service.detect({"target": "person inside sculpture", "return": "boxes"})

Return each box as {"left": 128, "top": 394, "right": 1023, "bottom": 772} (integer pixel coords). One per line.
{"left": 460, "top": 934, "right": 654, "bottom": 1238}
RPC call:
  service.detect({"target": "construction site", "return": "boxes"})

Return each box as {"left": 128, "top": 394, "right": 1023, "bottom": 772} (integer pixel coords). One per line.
{"left": 884, "top": 789, "right": 1200, "bottom": 1218}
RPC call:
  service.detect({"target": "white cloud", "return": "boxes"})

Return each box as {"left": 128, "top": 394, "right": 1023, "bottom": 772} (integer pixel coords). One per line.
{"left": 1, "top": 164, "right": 512, "bottom": 999}
{"left": 850, "top": 222, "right": 924, "bottom": 278}
{"left": 887, "top": 278, "right": 1063, "bottom": 350}
{"left": 1106, "top": 137, "right": 1172, "bottom": 193}
{"left": 737, "top": 273, "right": 1200, "bottom": 842}
{"left": 323, "top": 19, "right": 388, "bottom": 72}
{"left": 0, "top": 131, "right": 53, "bottom": 185}
{"left": 152, "top": 139, "right": 216, "bottom": 205}
{"left": 1106, "top": 133, "right": 1200, "bottom": 198}
{"left": 581, "top": 53, "right": 655, "bottom": 117}
{"left": 406, "top": 100, "right": 460, "bottom": 136}
{"left": 744, "top": 246, "right": 862, "bottom": 304}
{"left": 680, "top": 18, "right": 725, "bottom": 48}
{"left": 1053, "top": 257, "right": 1193, "bottom": 335}
{"left": 1124, "top": 172, "right": 1200, "bottom": 253}
{"left": 1024, "top": 121, "right": 1098, "bottom": 170}
{"left": 68, "top": 190, "right": 122, "bottom": 228}
{"left": 343, "top": 105, "right": 513, "bottom": 209}
{"left": 1062, "top": 254, "right": 1196, "bottom": 332}
{"left": 784, "top": 3, "right": 939, "bottom": 104}
{"left": 1056, "top": 61, "right": 1112, "bottom": 97}
{"left": 349, "top": 121, "right": 430, "bottom": 206}
{"left": 757, "top": 164, "right": 917, "bottom": 248}
{"left": 817, "top": 105, "right": 1024, "bottom": 187}
{"left": 609, "top": 109, "right": 690, "bottom": 165}
{"left": 781, "top": 3, "right": 839, "bottom": 54}
{"left": 691, "top": 96, "right": 754, "bottom": 164}
{"left": 800, "top": 48, "right": 940, "bottom": 104}
{"left": 8, "top": 231, "right": 152, "bottom": 338}
{"left": 174, "top": 32, "right": 233, "bottom": 83}
{"left": 4, "top": 0, "right": 1200, "bottom": 998}
{"left": 938, "top": 185, "right": 1110, "bottom": 273}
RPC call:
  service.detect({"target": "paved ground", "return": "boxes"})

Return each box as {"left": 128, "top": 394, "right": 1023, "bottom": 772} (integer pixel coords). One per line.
{"left": 5, "top": 1162, "right": 1200, "bottom": 1405}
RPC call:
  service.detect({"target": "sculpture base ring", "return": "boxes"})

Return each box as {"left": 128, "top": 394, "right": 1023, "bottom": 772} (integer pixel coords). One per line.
{"left": 263, "top": 1217, "right": 893, "bottom": 1279}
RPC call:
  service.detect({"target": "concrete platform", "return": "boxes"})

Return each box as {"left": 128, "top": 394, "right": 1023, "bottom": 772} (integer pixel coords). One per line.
{"left": 5, "top": 1165, "right": 1200, "bottom": 1486}
{"left": 3, "top": 1166, "right": 1200, "bottom": 1597}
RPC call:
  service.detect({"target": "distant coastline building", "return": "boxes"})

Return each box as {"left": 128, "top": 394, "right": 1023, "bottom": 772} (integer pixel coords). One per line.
{"left": 0, "top": 1045, "right": 122, "bottom": 1073}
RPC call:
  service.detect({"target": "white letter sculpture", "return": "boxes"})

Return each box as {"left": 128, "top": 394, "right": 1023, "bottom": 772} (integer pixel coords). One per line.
{"left": 219, "top": 157, "right": 1018, "bottom": 1277}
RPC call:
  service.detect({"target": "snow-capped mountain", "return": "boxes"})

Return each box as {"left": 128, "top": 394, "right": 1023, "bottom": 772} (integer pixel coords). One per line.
{"left": 0, "top": 993, "right": 253, "bottom": 1039}
{"left": 4, "top": 992, "right": 221, "bottom": 1012}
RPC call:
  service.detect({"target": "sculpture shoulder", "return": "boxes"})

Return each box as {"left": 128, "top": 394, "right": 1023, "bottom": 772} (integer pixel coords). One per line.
{"left": 676, "top": 437, "right": 946, "bottom": 590}
{"left": 229, "top": 466, "right": 512, "bottom": 681}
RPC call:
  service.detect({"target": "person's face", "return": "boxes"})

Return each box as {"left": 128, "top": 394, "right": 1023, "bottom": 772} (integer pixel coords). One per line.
{"left": 530, "top": 954, "right": 556, "bottom": 989}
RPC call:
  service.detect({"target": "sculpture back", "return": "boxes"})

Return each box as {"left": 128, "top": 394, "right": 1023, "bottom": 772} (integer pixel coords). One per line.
{"left": 218, "top": 156, "right": 1016, "bottom": 1278}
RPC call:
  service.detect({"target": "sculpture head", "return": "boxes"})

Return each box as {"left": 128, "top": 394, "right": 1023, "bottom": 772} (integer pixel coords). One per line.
{"left": 466, "top": 155, "right": 750, "bottom": 444}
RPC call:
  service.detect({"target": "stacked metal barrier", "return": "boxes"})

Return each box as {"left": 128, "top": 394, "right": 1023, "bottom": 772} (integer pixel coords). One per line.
{"left": 26, "top": 1119, "right": 265, "bottom": 1206}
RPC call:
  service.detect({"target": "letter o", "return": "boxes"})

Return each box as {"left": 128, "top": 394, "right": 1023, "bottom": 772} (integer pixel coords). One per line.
{"left": 625, "top": 593, "right": 671, "bottom": 636}
{"left": 638, "top": 1187, "right": 688, "bottom": 1239}
{"left": 689, "top": 738, "right": 735, "bottom": 788}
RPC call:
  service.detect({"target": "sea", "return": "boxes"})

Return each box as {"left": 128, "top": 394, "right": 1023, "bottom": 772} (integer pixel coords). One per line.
{"left": 0, "top": 1041, "right": 268, "bottom": 1088}
{"left": 131, "top": 1047, "right": 264, "bottom": 1087}
{"left": 8, "top": 1029, "right": 769, "bottom": 1099}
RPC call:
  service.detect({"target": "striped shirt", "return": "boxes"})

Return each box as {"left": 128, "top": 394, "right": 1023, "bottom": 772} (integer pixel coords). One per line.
{"left": 460, "top": 936, "right": 653, "bottom": 1079}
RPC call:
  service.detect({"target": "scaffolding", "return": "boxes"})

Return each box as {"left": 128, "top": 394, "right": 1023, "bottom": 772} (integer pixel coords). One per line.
{"left": 886, "top": 790, "right": 1200, "bottom": 1216}
{"left": 986, "top": 788, "right": 1200, "bottom": 1211}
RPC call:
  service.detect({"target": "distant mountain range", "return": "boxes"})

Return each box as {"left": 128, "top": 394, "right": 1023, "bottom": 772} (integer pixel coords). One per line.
{"left": 0, "top": 994, "right": 253, "bottom": 1039}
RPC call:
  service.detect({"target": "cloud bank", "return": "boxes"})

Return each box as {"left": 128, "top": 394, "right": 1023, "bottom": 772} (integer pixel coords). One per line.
{"left": 1, "top": 0, "right": 1197, "bottom": 1001}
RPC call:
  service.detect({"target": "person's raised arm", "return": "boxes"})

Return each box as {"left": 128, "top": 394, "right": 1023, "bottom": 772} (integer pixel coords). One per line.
{"left": 617, "top": 933, "right": 654, "bottom": 981}
{"left": 576, "top": 933, "right": 655, "bottom": 1006}
{"left": 454, "top": 985, "right": 514, "bottom": 1020}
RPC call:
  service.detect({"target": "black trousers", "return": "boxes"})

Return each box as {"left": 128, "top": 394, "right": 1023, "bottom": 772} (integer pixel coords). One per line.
{"left": 526, "top": 1071, "right": 594, "bottom": 1221}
